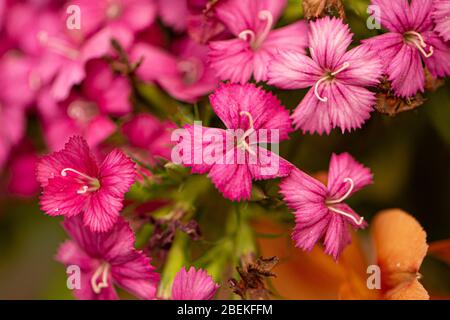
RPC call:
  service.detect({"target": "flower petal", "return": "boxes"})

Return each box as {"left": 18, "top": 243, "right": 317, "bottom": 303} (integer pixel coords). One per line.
{"left": 309, "top": 17, "right": 352, "bottom": 69}
{"left": 327, "top": 152, "right": 373, "bottom": 199}
{"left": 268, "top": 50, "right": 322, "bottom": 89}
{"left": 171, "top": 267, "right": 219, "bottom": 300}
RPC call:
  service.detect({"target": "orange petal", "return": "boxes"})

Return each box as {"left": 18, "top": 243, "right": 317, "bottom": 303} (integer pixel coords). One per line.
{"left": 253, "top": 218, "right": 366, "bottom": 299}
{"left": 384, "top": 279, "right": 429, "bottom": 300}
{"left": 372, "top": 209, "right": 428, "bottom": 296}
{"left": 428, "top": 239, "right": 450, "bottom": 265}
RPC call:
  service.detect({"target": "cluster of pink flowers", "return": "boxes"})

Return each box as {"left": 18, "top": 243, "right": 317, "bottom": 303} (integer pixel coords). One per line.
{"left": 0, "top": 0, "right": 448, "bottom": 299}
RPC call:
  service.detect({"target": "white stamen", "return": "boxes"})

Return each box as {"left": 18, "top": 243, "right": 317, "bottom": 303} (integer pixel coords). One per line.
{"left": 314, "top": 62, "right": 350, "bottom": 102}
{"left": 38, "top": 31, "right": 79, "bottom": 60}
{"left": 239, "top": 30, "right": 256, "bottom": 44}
{"left": 77, "top": 185, "right": 89, "bottom": 194}
{"left": 61, "top": 168, "right": 97, "bottom": 183}
{"left": 91, "top": 263, "right": 110, "bottom": 294}
{"left": 326, "top": 177, "right": 365, "bottom": 226}
{"left": 238, "top": 10, "right": 274, "bottom": 49}
{"left": 237, "top": 111, "right": 257, "bottom": 156}
{"left": 405, "top": 31, "right": 434, "bottom": 58}
{"left": 326, "top": 177, "right": 354, "bottom": 205}
{"left": 255, "top": 10, "right": 274, "bottom": 48}
{"left": 328, "top": 206, "right": 365, "bottom": 225}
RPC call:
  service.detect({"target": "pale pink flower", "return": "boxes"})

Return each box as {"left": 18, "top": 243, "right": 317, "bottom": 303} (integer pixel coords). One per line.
{"left": 208, "top": 0, "right": 308, "bottom": 83}
{"left": 279, "top": 153, "right": 373, "bottom": 260}
{"left": 268, "top": 17, "right": 383, "bottom": 135}
{"left": 57, "top": 215, "right": 160, "bottom": 300}
{"left": 177, "top": 83, "right": 293, "bottom": 201}
{"left": 363, "top": 0, "right": 450, "bottom": 98}
{"left": 433, "top": 0, "right": 450, "bottom": 42}
{"left": 171, "top": 267, "right": 219, "bottom": 300}
{"left": 37, "top": 136, "right": 136, "bottom": 232}
{"left": 0, "top": 101, "right": 25, "bottom": 170}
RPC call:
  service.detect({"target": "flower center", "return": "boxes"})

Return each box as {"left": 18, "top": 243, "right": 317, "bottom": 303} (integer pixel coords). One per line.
{"left": 314, "top": 62, "right": 350, "bottom": 103}
{"left": 177, "top": 58, "right": 204, "bottom": 85}
{"left": 236, "top": 111, "right": 257, "bottom": 156}
{"left": 238, "top": 10, "right": 274, "bottom": 50}
{"left": 325, "top": 177, "right": 364, "bottom": 225}
{"left": 38, "top": 31, "right": 79, "bottom": 60}
{"left": 91, "top": 262, "right": 110, "bottom": 294}
{"left": 404, "top": 31, "right": 434, "bottom": 58}
{"left": 61, "top": 168, "right": 101, "bottom": 194}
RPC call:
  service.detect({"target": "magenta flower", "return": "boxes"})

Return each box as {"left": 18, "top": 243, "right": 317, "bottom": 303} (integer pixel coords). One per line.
{"left": 157, "top": 0, "right": 189, "bottom": 32}
{"left": 208, "top": 0, "right": 308, "bottom": 83}
{"left": 279, "top": 153, "right": 373, "bottom": 260}
{"left": 175, "top": 83, "right": 292, "bottom": 201}
{"left": 37, "top": 136, "right": 136, "bottom": 232}
{"left": 122, "top": 113, "right": 175, "bottom": 164}
{"left": 57, "top": 215, "right": 160, "bottom": 300}
{"left": 82, "top": 59, "right": 132, "bottom": 117}
{"left": 71, "top": 0, "right": 156, "bottom": 36}
{"left": 433, "top": 0, "right": 450, "bottom": 42}
{"left": 0, "top": 101, "right": 25, "bottom": 170}
{"left": 363, "top": 0, "right": 450, "bottom": 98}
{"left": 171, "top": 267, "right": 219, "bottom": 300}
{"left": 39, "top": 92, "right": 116, "bottom": 151}
{"left": 131, "top": 38, "right": 218, "bottom": 102}
{"left": 268, "top": 17, "right": 382, "bottom": 135}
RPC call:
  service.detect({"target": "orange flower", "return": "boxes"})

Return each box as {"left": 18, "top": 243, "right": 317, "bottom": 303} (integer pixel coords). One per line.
{"left": 255, "top": 209, "right": 430, "bottom": 300}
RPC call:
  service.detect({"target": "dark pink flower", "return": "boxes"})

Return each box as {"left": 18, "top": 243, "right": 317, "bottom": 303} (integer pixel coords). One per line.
{"left": 82, "top": 59, "right": 132, "bottom": 117}
{"left": 208, "top": 0, "right": 308, "bottom": 83}
{"left": 0, "top": 101, "right": 25, "bottom": 170}
{"left": 122, "top": 113, "right": 175, "bottom": 164}
{"left": 279, "top": 153, "right": 373, "bottom": 260}
{"left": 433, "top": 0, "right": 450, "bottom": 42}
{"left": 7, "top": 152, "right": 39, "bottom": 198}
{"left": 363, "top": 0, "right": 450, "bottom": 98}
{"left": 268, "top": 17, "right": 382, "bottom": 135}
{"left": 37, "top": 136, "right": 136, "bottom": 232}
{"left": 171, "top": 267, "right": 219, "bottom": 300}
{"left": 176, "top": 83, "right": 293, "bottom": 201}
{"left": 132, "top": 38, "right": 218, "bottom": 102}
{"left": 57, "top": 215, "right": 160, "bottom": 300}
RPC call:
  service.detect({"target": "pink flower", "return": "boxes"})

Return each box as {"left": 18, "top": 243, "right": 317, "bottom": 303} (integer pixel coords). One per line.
{"left": 176, "top": 83, "right": 293, "bottom": 201}
{"left": 171, "top": 267, "right": 219, "bottom": 300}
{"left": 122, "top": 113, "right": 175, "bottom": 164}
{"left": 268, "top": 17, "right": 382, "bottom": 135}
{"left": 37, "top": 136, "right": 136, "bottom": 232}
{"left": 57, "top": 215, "right": 160, "bottom": 300}
{"left": 7, "top": 151, "right": 39, "bottom": 198}
{"left": 70, "top": 0, "right": 156, "bottom": 36}
{"left": 40, "top": 92, "right": 116, "bottom": 151}
{"left": 187, "top": 1, "right": 228, "bottom": 44}
{"left": 208, "top": 0, "right": 308, "bottom": 83}
{"left": 157, "top": 0, "right": 189, "bottom": 32}
{"left": 0, "top": 101, "right": 26, "bottom": 170}
{"left": 433, "top": 0, "right": 450, "bottom": 42}
{"left": 279, "top": 153, "right": 373, "bottom": 260}
{"left": 363, "top": 0, "right": 450, "bottom": 98}
{"left": 82, "top": 59, "right": 132, "bottom": 117}
{"left": 131, "top": 38, "right": 218, "bottom": 102}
